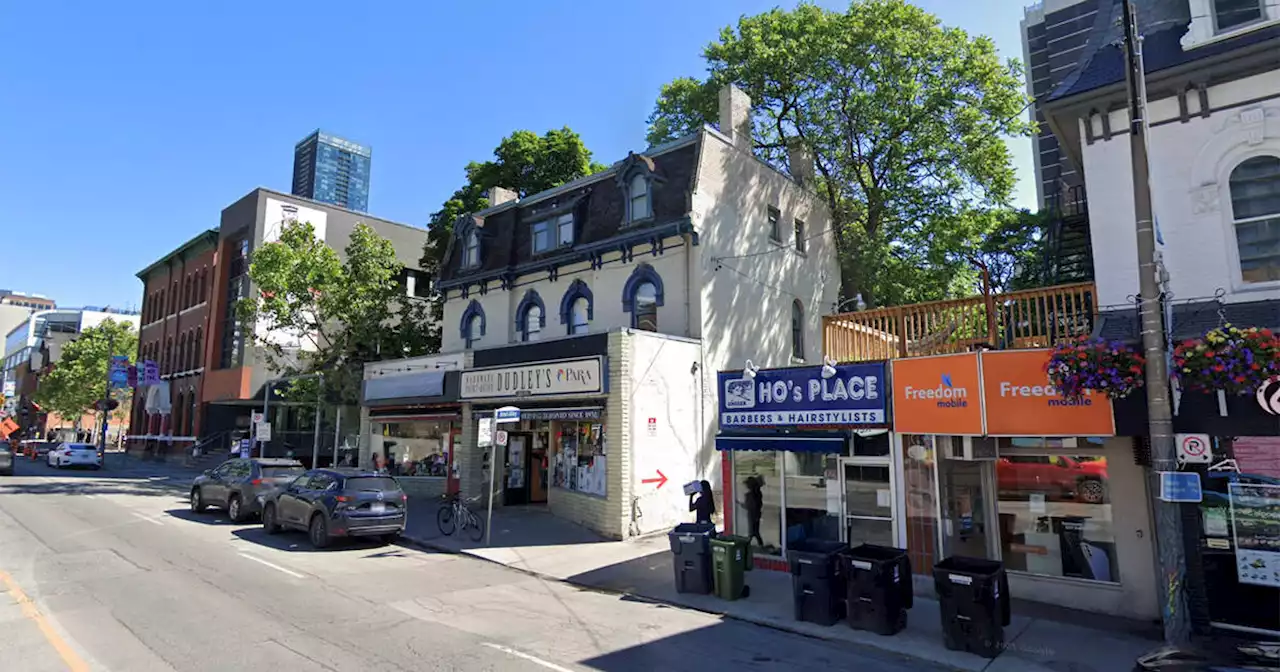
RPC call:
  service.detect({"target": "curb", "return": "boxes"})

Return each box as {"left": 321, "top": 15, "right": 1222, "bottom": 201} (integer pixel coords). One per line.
{"left": 398, "top": 532, "right": 955, "bottom": 671}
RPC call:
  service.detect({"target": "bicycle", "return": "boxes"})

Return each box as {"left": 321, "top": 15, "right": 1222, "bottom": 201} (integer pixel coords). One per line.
{"left": 437, "top": 492, "right": 485, "bottom": 542}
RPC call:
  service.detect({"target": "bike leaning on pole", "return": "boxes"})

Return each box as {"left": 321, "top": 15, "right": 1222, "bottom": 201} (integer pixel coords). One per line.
{"left": 437, "top": 492, "right": 485, "bottom": 542}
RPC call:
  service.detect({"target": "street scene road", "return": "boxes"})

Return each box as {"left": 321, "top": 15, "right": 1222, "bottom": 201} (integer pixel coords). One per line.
{"left": 0, "top": 460, "right": 940, "bottom": 672}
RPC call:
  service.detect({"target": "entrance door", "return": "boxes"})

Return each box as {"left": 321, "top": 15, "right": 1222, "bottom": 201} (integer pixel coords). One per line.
{"left": 840, "top": 459, "right": 897, "bottom": 547}
{"left": 446, "top": 429, "right": 461, "bottom": 495}
{"left": 528, "top": 431, "right": 548, "bottom": 504}
{"left": 504, "top": 434, "right": 530, "bottom": 506}
{"left": 939, "top": 455, "right": 999, "bottom": 560}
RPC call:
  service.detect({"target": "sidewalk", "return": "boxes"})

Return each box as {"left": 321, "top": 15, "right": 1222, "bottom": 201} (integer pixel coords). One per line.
{"left": 402, "top": 498, "right": 1159, "bottom": 672}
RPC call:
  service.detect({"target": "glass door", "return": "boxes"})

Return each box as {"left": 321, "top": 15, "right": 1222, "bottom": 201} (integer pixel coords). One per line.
{"left": 840, "top": 459, "right": 897, "bottom": 547}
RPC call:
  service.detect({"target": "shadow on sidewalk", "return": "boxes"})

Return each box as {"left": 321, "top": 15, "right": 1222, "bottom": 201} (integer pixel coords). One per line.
{"left": 405, "top": 497, "right": 610, "bottom": 550}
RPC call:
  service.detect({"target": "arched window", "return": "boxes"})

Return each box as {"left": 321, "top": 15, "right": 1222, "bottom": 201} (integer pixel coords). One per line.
{"left": 186, "top": 393, "right": 196, "bottom": 437}
{"left": 791, "top": 300, "right": 805, "bottom": 359}
{"left": 459, "top": 299, "right": 486, "bottom": 349}
{"left": 178, "top": 333, "right": 188, "bottom": 373}
{"left": 193, "top": 327, "right": 203, "bottom": 370}
{"left": 515, "top": 290, "right": 546, "bottom": 342}
{"left": 464, "top": 231, "right": 481, "bottom": 268}
{"left": 198, "top": 268, "right": 207, "bottom": 304}
{"left": 1229, "top": 155, "right": 1280, "bottom": 283}
{"left": 170, "top": 281, "right": 179, "bottom": 314}
{"left": 173, "top": 392, "right": 185, "bottom": 438}
{"left": 559, "top": 279, "right": 594, "bottom": 335}
{"left": 164, "top": 337, "right": 173, "bottom": 374}
{"left": 622, "top": 263, "right": 664, "bottom": 332}
{"left": 628, "top": 173, "right": 650, "bottom": 222}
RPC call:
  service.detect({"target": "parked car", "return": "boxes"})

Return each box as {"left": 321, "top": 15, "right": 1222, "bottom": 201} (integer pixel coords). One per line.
{"left": 190, "top": 458, "right": 305, "bottom": 522}
{"left": 261, "top": 469, "right": 406, "bottom": 548}
{"left": 0, "top": 442, "right": 12, "bottom": 476}
{"left": 46, "top": 443, "right": 102, "bottom": 469}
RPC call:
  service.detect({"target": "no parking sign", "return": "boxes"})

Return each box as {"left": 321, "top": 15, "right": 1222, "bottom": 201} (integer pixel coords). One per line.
{"left": 1176, "top": 433, "right": 1212, "bottom": 464}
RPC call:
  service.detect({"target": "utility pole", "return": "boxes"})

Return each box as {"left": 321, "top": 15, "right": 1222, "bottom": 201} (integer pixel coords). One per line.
{"left": 97, "top": 330, "right": 115, "bottom": 469}
{"left": 1120, "top": 0, "right": 1189, "bottom": 645}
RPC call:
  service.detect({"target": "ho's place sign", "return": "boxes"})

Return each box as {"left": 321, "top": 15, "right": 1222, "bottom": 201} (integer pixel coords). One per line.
{"left": 718, "top": 362, "right": 886, "bottom": 427}
{"left": 461, "top": 356, "right": 605, "bottom": 400}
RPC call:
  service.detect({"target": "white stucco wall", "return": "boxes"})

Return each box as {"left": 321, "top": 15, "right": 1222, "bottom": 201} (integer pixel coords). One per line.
{"left": 1080, "top": 69, "right": 1280, "bottom": 308}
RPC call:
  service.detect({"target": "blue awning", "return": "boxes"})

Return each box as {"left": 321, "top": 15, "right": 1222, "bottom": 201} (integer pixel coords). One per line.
{"left": 715, "top": 433, "right": 847, "bottom": 453}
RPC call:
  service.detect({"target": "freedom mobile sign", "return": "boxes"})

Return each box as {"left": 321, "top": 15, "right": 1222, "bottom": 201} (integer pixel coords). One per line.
{"left": 891, "top": 350, "right": 1115, "bottom": 437}
{"left": 718, "top": 362, "right": 887, "bottom": 427}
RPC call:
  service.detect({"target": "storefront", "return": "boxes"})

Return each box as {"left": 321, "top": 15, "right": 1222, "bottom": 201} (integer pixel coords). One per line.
{"left": 890, "top": 350, "right": 1159, "bottom": 621}
{"left": 361, "top": 359, "right": 463, "bottom": 500}
{"left": 715, "top": 361, "right": 894, "bottom": 570}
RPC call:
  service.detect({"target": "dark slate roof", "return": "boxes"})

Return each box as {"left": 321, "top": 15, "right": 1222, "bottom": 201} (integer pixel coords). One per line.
{"left": 438, "top": 137, "right": 700, "bottom": 288}
{"left": 1048, "top": 0, "right": 1280, "bottom": 102}
{"left": 1096, "top": 299, "right": 1280, "bottom": 342}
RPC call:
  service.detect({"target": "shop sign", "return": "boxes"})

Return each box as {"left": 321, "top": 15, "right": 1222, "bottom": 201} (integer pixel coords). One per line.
{"left": 461, "top": 357, "right": 604, "bottom": 400}
{"left": 1232, "top": 437, "right": 1280, "bottom": 479}
{"left": 891, "top": 353, "right": 984, "bottom": 436}
{"left": 520, "top": 408, "right": 602, "bottom": 421}
{"left": 1228, "top": 482, "right": 1280, "bottom": 588}
{"left": 981, "top": 349, "right": 1115, "bottom": 437}
{"left": 717, "top": 362, "right": 886, "bottom": 427}
{"left": 1257, "top": 376, "right": 1280, "bottom": 415}
{"left": 494, "top": 406, "right": 521, "bottom": 423}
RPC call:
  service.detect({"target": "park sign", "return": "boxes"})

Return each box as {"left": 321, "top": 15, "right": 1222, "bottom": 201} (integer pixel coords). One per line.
{"left": 718, "top": 362, "right": 886, "bottom": 427}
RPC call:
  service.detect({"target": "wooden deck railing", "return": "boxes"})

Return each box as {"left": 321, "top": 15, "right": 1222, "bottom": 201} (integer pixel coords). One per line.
{"left": 823, "top": 282, "right": 1097, "bottom": 362}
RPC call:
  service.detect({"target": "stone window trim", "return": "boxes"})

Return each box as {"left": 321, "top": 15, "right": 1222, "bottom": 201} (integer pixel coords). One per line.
{"left": 453, "top": 215, "right": 484, "bottom": 271}
{"left": 529, "top": 212, "right": 576, "bottom": 256}
{"left": 621, "top": 263, "right": 666, "bottom": 314}
{"left": 1183, "top": 0, "right": 1277, "bottom": 49}
{"left": 459, "top": 299, "right": 486, "bottom": 346}
{"left": 515, "top": 289, "right": 547, "bottom": 339}
{"left": 559, "top": 279, "right": 595, "bottom": 326}
{"left": 615, "top": 152, "right": 664, "bottom": 226}
{"left": 1225, "top": 153, "right": 1280, "bottom": 287}
{"left": 791, "top": 299, "right": 805, "bottom": 360}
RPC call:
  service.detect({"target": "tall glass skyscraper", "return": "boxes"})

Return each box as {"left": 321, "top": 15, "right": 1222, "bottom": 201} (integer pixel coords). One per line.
{"left": 291, "top": 130, "right": 372, "bottom": 212}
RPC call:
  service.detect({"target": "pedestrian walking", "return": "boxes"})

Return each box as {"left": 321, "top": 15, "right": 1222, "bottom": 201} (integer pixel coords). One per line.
{"left": 743, "top": 475, "right": 764, "bottom": 546}
{"left": 689, "top": 479, "right": 715, "bottom": 525}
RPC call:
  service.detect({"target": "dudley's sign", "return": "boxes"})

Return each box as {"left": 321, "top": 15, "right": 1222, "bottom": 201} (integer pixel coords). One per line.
{"left": 461, "top": 356, "right": 604, "bottom": 400}
{"left": 718, "top": 362, "right": 887, "bottom": 427}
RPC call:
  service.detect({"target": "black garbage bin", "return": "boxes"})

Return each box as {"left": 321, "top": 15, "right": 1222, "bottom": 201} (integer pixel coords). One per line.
{"left": 787, "top": 539, "right": 849, "bottom": 626}
{"left": 669, "top": 523, "right": 717, "bottom": 594}
{"left": 933, "top": 555, "right": 1011, "bottom": 658}
{"left": 842, "top": 544, "right": 913, "bottom": 635}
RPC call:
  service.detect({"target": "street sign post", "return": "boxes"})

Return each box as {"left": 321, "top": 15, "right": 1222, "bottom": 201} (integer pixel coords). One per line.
{"left": 256, "top": 422, "right": 272, "bottom": 442}
{"left": 494, "top": 406, "right": 521, "bottom": 424}
{"left": 1159, "top": 472, "right": 1203, "bottom": 503}
{"left": 487, "top": 407, "right": 519, "bottom": 546}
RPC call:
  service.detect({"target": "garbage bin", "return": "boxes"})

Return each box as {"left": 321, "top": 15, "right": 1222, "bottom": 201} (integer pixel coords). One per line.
{"left": 787, "top": 539, "right": 849, "bottom": 626}
{"left": 842, "top": 544, "right": 913, "bottom": 635}
{"left": 669, "top": 523, "right": 717, "bottom": 594}
{"left": 933, "top": 555, "right": 1011, "bottom": 658}
{"left": 710, "top": 535, "right": 752, "bottom": 600}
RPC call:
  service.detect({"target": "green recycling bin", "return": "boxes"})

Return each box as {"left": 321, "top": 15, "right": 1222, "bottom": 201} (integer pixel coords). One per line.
{"left": 710, "top": 535, "right": 753, "bottom": 600}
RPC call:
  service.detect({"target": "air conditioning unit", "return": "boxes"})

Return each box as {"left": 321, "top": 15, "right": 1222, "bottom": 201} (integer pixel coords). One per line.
{"left": 949, "top": 436, "right": 998, "bottom": 461}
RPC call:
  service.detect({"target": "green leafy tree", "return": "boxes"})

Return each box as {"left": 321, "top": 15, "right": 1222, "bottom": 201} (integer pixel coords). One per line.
{"left": 645, "top": 0, "right": 1035, "bottom": 307}
{"left": 34, "top": 319, "right": 138, "bottom": 428}
{"left": 975, "top": 208, "right": 1050, "bottom": 293}
{"left": 237, "top": 221, "right": 436, "bottom": 404}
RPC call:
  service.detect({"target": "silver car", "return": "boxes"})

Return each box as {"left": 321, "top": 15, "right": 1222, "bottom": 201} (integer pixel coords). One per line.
{"left": 0, "top": 442, "right": 12, "bottom": 476}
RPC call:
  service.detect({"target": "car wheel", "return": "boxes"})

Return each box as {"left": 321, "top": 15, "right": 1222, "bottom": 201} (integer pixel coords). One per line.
{"left": 227, "top": 495, "right": 244, "bottom": 523}
{"left": 190, "top": 488, "right": 207, "bottom": 513}
{"left": 309, "top": 513, "right": 331, "bottom": 549}
{"left": 262, "top": 504, "right": 280, "bottom": 535}
{"left": 1078, "top": 478, "right": 1106, "bottom": 504}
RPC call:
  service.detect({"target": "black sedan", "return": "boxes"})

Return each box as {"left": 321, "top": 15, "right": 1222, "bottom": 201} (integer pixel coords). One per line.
{"left": 261, "top": 469, "right": 406, "bottom": 548}
{"left": 190, "top": 457, "right": 305, "bottom": 522}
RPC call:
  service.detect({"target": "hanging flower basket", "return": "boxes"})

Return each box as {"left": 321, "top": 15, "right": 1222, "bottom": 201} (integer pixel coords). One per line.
{"left": 1045, "top": 337, "right": 1146, "bottom": 400}
{"left": 1173, "top": 324, "right": 1280, "bottom": 395}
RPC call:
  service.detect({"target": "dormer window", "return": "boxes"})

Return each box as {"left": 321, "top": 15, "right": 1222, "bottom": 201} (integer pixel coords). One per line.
{"left": 1216, "top": 0, "right": 1265, "bottom": 32}
{"left": 531, "top": 213, "right": 574, "bottom": 254}
{"left": 463, "top": 230, "right": 481, "bottom": 268}
{"left": 628, "top": 174, "right": 651, "bottom": 222}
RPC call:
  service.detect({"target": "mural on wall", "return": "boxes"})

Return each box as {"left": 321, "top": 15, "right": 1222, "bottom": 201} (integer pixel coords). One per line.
{"left": 630, "top": 336, "right": 703, "bottom": 534}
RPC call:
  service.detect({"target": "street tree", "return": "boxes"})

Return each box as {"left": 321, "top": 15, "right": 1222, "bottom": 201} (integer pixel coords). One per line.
{"left": 645, "top": 0, "right": 1036, "bottom": 306}
{"left": 237, "top": 221, "right": 436, "bottom": 404}
{"left": 34, "top": 318, "right": 138, "bottom": 431}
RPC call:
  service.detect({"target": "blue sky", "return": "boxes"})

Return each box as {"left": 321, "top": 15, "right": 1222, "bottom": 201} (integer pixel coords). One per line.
{"left": 0, "top": 0, "right": 1035, "bottom": 310}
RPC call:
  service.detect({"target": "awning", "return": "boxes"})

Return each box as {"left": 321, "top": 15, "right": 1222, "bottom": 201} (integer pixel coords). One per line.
{"left": 364, "top": 371, "right": 445, "bottom": 403}
{"left": 370, "top": 412, "right": 460, "bottom": 424}
{"left": 715, "top": 432, "right": 847, "bottom": 453}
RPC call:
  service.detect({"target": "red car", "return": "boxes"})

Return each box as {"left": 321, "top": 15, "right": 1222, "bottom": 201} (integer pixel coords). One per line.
{"left": 997, "top": 455, "right": 1108, "bottom": 504}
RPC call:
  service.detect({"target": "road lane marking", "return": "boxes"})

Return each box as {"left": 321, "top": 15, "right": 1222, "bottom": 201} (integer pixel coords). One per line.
{"left": 0, "top": 570, "right": 91, "bottom": 672}
{"left": 237, "top": 552, "right": 304, "bottom": 578}
{"left": 482, "top": 643, "right": 575, "bottom": 672}
{"left": 130, "top": 512, "right": 164, "bottom": 526}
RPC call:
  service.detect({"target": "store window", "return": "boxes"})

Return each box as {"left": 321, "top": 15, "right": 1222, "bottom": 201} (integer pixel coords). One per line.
{"left": 553, "top": 421, "right": 606, "bottom": 497}
{"left": 733, "top": 450, "right": 783, "bottom": 555}
{"left": 370, "top": 420, "right": 450, "bottom": 477}
{"left": 783, "top": 451, "right": 841, "bottom": 544}
{"left": 995, "top": 438, "right": 1118, "bottom": 583}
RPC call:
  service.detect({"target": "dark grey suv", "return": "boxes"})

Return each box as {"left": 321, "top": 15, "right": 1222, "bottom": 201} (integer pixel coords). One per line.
{"left": 190, "top": 458, "right": 305, "bottom": 522}
{"left": 261, "top": 469, "right": 406, "bottom": 548}
{"left": 0, "top": 442, "right": 13, "bottom": 476}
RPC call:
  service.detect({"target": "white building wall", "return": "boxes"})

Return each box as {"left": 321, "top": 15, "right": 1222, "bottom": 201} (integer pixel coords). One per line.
{"left": 1080, "top": 70, "right": 1280, "bottom": 308}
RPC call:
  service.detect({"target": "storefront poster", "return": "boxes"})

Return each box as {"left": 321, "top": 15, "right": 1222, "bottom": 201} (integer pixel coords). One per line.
{"left": 981, "top": 349, "right": 1115, "bottom": 437}
{"left": 461, "top": 357, "right": 604, "bottom": 400}
{"left": 718, "top": 362, "right": 886, "bottom": 427}
{"left": 1229, "top": 483, "right": 1280, "bottom": 588}
{"left": 1232, "top": 437, "right": 1280, "bottom": 480}
{"left": 892, "top": 353, "right": 984, "bottom": 435}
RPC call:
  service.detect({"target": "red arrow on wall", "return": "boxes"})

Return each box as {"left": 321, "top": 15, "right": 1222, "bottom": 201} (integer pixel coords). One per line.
{"left": 641, "top": 470, "right": 668, "bottom": 489}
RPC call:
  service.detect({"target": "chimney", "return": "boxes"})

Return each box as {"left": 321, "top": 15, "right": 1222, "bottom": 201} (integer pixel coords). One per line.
{"left": 786, "top": 138, "right": 814, "bottom": 187}
{"left": 488, "top": 186, "right": 518, "bottom": 207}
{"left": 718, "top": 84, "right": 753, "bottom": 152}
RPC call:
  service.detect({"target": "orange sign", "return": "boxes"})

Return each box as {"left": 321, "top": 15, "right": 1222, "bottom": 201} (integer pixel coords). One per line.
{"left": 980, "top": 349, "right": 1115, "bottom": 437}
{"left": 0, "top": 418, "right": 17, "bottom": 439}
{"left": 891, "top": 353, "right": 984, "bottom": 436}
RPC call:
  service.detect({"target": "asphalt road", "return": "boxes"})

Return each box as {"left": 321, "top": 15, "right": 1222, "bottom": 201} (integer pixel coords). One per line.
{"left": 0, "top": 459, "right": 943, "bottom": 672}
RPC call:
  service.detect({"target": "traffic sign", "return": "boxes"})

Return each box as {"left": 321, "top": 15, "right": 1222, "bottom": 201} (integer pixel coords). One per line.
{"left": 495, "top": 430, "right": 509, "bottom": 446}
{"left": 494, "top": 406, "right": 521, "bottom": 424}
{"left": 256, "top": 422, "right": 272, "bottom": 442}
{"left": 1176, "top": 433, "right": 1212, "bottom": 464}
{"left": 1159, "top": 472, "right": 1203, "bottom": 503}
